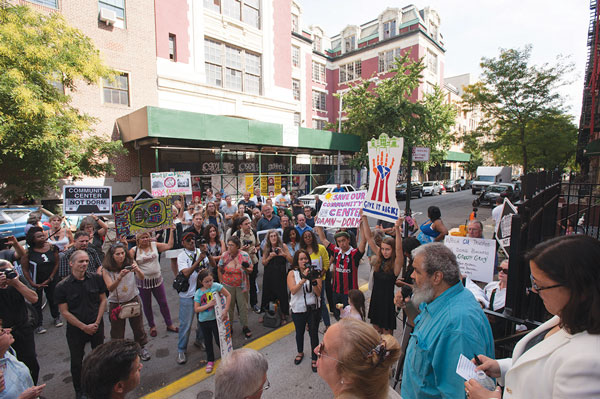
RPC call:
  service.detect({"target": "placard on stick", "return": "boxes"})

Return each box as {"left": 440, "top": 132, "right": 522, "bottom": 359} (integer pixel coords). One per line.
{"left": 112, "top": 197, "right": 173, "bottom": 238}
{"left": 150, "top": 171, "right": 192, "bottom": 197}
{"left": 63, "top": 186, "right": 112, "bottom": 215}
{"left": 315, "top": 191, "right": 366, "bottom": 228}
{"left": 444, "top": 236, "right": 496, "bottom": 283}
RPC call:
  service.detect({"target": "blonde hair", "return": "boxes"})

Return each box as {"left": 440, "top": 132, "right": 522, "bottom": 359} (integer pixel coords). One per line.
{"left": 335, "top": 318, "right": 401, "bottom": 399}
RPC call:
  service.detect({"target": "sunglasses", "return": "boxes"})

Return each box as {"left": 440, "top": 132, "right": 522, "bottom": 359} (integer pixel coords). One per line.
{"left": 499, "top": 267, "right": 508, "bottom": 274}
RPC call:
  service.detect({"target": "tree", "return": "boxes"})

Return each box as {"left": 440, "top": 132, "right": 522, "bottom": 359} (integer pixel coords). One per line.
{"left": 462, "top": 45, "right": 574, "bottom": 172}
{"left": 0, "top": 5, "right": 125, "bottom": 201}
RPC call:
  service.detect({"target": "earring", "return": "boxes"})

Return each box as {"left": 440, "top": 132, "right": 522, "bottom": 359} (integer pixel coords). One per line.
{"left": 341, "top": 379, "right": 344, "bottom": 385}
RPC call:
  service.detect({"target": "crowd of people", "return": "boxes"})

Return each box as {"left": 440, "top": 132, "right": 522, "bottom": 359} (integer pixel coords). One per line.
{"left": 1, "top": 184, "right": 599, "bottom": 399}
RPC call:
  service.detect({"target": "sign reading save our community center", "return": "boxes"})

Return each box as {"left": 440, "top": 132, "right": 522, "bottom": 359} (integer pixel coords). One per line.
{"left": 113, "top": 197, "right": 173, "bottom": 238}
{"left": 315, "top": 191, "right": 367, "bottom": 228}
{"left": 444, "top": 236, "right": 496, "bottom": 283}
{"left": 151, "top": 171, "right": 192, "bottom": 197}
{"left": 63, "top": 186, "right": 112, "bottom": 216}
{"left": 363, "top": 134, "right": 403, "bottom": 223}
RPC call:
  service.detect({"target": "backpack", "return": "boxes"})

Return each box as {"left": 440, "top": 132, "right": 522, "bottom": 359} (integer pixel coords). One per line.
{"left": 263, "top": 300, "right": 282, "bottom": 328}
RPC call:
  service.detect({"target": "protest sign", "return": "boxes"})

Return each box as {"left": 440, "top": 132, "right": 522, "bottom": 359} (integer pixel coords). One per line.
{"left": 363, "top": 134, "right": 403, "bottom": 223}
{"left": 214, "top": 291, "right": 234, "bottom": 359}
{"left": 495, "top": 198, "right": 518, "bottom": 258}
{"left": 444, "top": 236, "right": 496, "bottom": 283}
{"left": 63, "top": 186, "right": 112, "bottom": 215}
{"left": 112, "top": 197, "right": 173, "bottom": 238}
{"left": 150, "top": 171, "right": 192, "bottom": 197}
{"left": 315, "top": 191, "right": 366, "bottom": 229}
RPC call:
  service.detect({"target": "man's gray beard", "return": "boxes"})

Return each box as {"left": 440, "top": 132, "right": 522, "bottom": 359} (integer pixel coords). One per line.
{"left": 412, "top": 281, "right": 435, "bottom": 307}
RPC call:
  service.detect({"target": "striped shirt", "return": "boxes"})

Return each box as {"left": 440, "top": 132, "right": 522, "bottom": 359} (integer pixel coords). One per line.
{"left": 327, "top": 243, "right": 364, "bottom": 295}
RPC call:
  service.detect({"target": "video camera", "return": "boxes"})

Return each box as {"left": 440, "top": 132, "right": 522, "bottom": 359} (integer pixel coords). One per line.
{"left": 303, "top": 265, "right": 321, "bottom": 286}
{"left": 0, "top": 267, "right": 18, "bottom": 280}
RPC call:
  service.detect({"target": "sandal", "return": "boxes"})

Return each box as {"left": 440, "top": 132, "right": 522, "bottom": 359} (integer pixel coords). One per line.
{"left": 294, "top": 353, "right": 304, "bottom": 365}
{"left": 311, "top": 360, "right": 317, "bottom": 372}
{"left": 243, "top": 326, "right": 252, "bottom": 338}
{"left": 206, "top": 361, "right": 214, "bottom": 373}
{"left": 149, "top": 327, "right": 157, "bottom": 337}
{"left": 167, "top": 325, "right": 179, "bottom": 333}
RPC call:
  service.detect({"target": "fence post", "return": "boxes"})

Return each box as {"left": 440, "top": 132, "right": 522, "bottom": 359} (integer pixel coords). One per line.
{"left": 505, "top": 214, "right": 522, "bottom": 318}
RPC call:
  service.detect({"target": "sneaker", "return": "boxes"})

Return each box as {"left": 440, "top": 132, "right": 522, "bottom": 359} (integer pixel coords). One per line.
{"left": 139, "top": 348, "right": 151, "bottom": 361}
{"left": 35, "top": 326, "right": 47, "bottom": 334}
{"left": 252, "top": 305, "right": 262, "bottom": 314}
{"left": 176, "top": 352, "right": 187, "bottom": 364}
{"left": 194, "top": 340, "right": 206, "bottom": 350}
{"left": 206, "top": 361, "right": 214, "bottom": 373}
{"left": 54, "top": 317, "right": 63, "bottom": 327}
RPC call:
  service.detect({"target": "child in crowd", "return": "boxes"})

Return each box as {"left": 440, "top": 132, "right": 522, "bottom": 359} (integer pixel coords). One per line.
{"left": 337, "top": 289, "right": 365, "bottom": 321}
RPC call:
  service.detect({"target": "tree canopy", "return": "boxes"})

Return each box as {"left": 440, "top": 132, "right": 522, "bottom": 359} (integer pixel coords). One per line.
{"left": 461, "top": 45, "right": 576, "bottom": 172}
{"left": 0, "top": 5, "right": 125, "bottom": 202}
{"left": 341, "top": 52, "right": 456, "bottom": 172}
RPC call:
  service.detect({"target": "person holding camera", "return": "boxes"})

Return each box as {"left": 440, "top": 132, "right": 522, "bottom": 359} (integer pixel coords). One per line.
{"left": 287, "top": 249, "right": 321, "bottom": 372}
{"left": 176, "top": 232, "right": 212, "bottom": 364}
{"left": 101, "top": 243, "right": 150, "bottom": 361}
{"left": 260, "top": 230, "right": 292, "bottom": 323}
{"left": 0, "top": 260, "right": 40, "bottom": 384}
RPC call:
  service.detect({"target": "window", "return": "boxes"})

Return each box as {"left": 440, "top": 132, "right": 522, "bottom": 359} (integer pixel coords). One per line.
{"left": 292, "top": 45, "right": 300, "bottom": 68}
{"left": 204, "top": 0, "right": 260, "bottom": 29}
{"left": 378, "top": 48, "right": 401, "bottom": 73}
{"left": 102, "top": 73, "right": 129, "bottom": 106}
{"left": 383, "top": 20, "right": 396, "bottom": 39}
{"left": 430, "top": 22, "right": 439, "bottom": 41}
{"left": 223, "top": 0, "right": 241, "bottom": 20}
{"left": 204, "top": 0, "right": 221, "bottom": 12}
{"left": 98, "top": 0, "right": 125, "bottom": 24}
{"left": 344, "top": 35, "right": 355, "bottom": 52}
{"left": 168, "top": 34, "right": 177, "bottom": 62}
{"left": 294, "top": 113, "right": 301, "bottom": 127}
{"left": 243, "top": 0, "right": 260, "bottom": 28}
{"left": 204, "top": 38, "right": 262, "bottom": 94}
{"left": 427, "top": 49, "right": 438, "bottom": 74}
{"left": 27, "top": 0, "right": 58, "bottom": 8}
{"left": 312, "top": 90, "right": 326, "bottom": 111}
{"left": 291, "top": 14, "right": 299, "bottom": 33}
{"left": 313, "top": 36, "right": 322, "bottom": 52}
{"left": 292, "top": 79, "right": 300, "bottom": 100}
{"left": 312, "top": 61, "right": 326, "bottom": 83}
{"left": 312, "top": 119, "right": 326, "bottom": 130}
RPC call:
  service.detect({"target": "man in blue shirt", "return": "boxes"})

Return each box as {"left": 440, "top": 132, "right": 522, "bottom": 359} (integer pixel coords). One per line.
{"left": 396, "top": 242, "right": 494, "bottom": 399}
{"left": 332, "top": 183, "right": 344, "bottom": 192}
{"left": 295, "top": 214, "right": 313, "bottom": 237}
{"left": 256, "top": 205, "right": 281, "bottom": 231}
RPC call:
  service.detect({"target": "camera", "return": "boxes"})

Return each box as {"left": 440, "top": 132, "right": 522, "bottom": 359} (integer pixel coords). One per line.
{"left": 124, "top": 266, "right": 133, "bottom": 271}
{"left": 243, "top": 240, "right": 253, "bottom": 247}
{"left": 274, "top": 248, "right": 280, "bottom": 255}
{"left": 241, "top": 261, "right": 250, "bottom": 269}
{"left": 196, "top": 236, "right": 207, "bottom": 247}
{"left": 0, "top": 267, "right": 18, "bottom": 280}
{"left": 304, "top": 265, "right": 321, "bottom": 286}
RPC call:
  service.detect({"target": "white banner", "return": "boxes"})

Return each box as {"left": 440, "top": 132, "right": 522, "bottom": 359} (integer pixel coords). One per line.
{"left": 495, "top": 198, "right": 518, "bottom": 258}
{"left": 363, "top": 134, "right": 403, "bottom": 223}
{"left": 412, "top": 146, "right": 430, "bottom": 162}
{"left": 315, "top": 191, "right": 366, "bottom": 228}
{"left": 213, "top": 291, "right": 233, "bottom": 359}
{"left": 63, "top": 186, "right": 112, "bottom": 215}
{"left": 444, "top": 236, "right": 496, "bottom": 283}
{"left": 150, "top": 171, "right": 192, "bottom": 197}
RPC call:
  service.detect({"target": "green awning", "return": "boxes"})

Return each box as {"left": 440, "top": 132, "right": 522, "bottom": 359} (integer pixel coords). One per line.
{"left": 444, "top": 151, "right": 471, "bottom": 162}
{"left": 584, "top": 139, "right": 600, "bottom": 156}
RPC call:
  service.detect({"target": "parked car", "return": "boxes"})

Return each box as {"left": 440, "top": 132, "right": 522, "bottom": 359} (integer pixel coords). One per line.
{"left": 443, "top": 180, "right": 461, "bottom": 193}
{"left": 422, "top": 181, "right": 442, "bottom": 196}
{"left": 298, "top": 184, "right": 356, "bottom": 208}
{"left": 0, "top": 206, "right": 53, "bottom": 240}
{"left": 396, "top": 182, "right": 423, "bottom": 200}
{"left": 456, "top": 179, "right": 471, "bottom": 190}
{"left": 472, "top": 184, "right": 515, "bottom": 207}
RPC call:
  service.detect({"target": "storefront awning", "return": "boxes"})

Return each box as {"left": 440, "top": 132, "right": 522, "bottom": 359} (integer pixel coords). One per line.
{"left": 584, "top": 139, "right": 600, "bottom": 156}
{"left": 116, "top": 106, "right": 361, "bottom": 154}
{"left": 444, "top": 151, "right": 471, "bottom": 162}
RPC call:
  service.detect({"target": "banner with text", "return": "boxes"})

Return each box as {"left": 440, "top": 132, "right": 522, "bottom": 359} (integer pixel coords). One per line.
{"left": 444, "top": 236, "right": 496, "bottom": 283}
{"left": 363, "top": 134, "right": 403, "bottom": 223}
{"left": 113, "top": 197, "right": 173, "bottom": 238}
{"left": 315, "top": 191, "right": 366, "bottom": 228}
{"left": 63, "top": 186, "right": 112, "bottom": 216}
{"left": 151, "top": 171, "right": 192, "bottom": 197}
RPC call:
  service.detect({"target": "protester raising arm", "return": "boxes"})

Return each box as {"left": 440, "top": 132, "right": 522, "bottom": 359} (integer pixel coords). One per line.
{"left": 315, "top": 226, "right": 330, "bottom": 248}
{"left": 393, "top": 218, "right": 404, "bottom": 277}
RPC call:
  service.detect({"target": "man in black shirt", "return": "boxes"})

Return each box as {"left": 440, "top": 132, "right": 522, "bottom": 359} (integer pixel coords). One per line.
{"left": 183, "top": 212, "right": 204, "bottom": 240}
{"left": 0, "top": 259, "right": 40, "bottom": 383}
{"left": 237, "top": 192, "right": 256, "bottom": 210}
{"left": 55, "top": 250, "right": 107, "bottom": 399}
{"left": 58, "top": 231, "right": 103, "bottom": 279}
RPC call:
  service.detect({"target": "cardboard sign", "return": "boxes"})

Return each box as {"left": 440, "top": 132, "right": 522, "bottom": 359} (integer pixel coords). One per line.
{"left": 214, "top": 291, "right": 233, "bottom": 359}
{"left": 315, "top": 191, "right": 366, "bottom": 228}
{"left": 112, "top": 197, "right": 173, "bottom": 238}
{"left": 412, "top": 147, "right": 430, "bottom": 162}
{"left": 495, "top": 198, "right": 518, "bottom": 257}
{"left": 151, "top": 171, "right": 192, "bottom": 197}
{"left": 444, "top": 236, "right": 496, "bottom": 283}
{"left": 63, "top": 186, "right": 112, "bottom": 215}
{"left": 363, "top": 134, "right": 403, "bottom": 223}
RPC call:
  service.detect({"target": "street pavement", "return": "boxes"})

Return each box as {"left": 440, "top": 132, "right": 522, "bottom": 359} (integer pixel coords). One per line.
{"left": 32, "top": 189, "right": 493, "bottom": 399}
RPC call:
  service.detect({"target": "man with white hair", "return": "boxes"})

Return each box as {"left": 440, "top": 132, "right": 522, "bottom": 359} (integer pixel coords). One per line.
{"left": 394, "top": 243, "right": 494, "bottom": 399}
{"left": 214, "top": 348, "right": 269, "bottom": 399}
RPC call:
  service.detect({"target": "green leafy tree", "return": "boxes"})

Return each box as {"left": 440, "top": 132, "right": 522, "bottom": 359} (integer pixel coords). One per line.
{"left": 0, "top": 5, "right": 125, "bottom": 201}
{"left": 462, "top": 45, "right": 574, "bottom": 172}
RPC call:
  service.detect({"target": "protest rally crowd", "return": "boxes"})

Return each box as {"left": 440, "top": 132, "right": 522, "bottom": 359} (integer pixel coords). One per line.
{"left": 0, "top": 184, "right": 599, "bottom": 399}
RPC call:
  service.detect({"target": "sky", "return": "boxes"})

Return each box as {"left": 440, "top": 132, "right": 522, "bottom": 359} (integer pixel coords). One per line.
{"left": 299, "top": 0, "right": 589, "bottom": 119}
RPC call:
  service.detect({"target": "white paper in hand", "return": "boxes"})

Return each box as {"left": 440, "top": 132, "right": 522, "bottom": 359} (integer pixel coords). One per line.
{"left": 456, "top": 354, "right": 478, "bottom": 381}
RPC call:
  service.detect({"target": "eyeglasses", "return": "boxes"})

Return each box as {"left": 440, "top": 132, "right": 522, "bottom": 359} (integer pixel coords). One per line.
{"left": 316, "top": 342, "right": 343, "bottom": 364}
{"left": 499, "top": 267, "right": 509, "bottom": 274}
{"left": 245, "top": 378, "right": 270, "bottom": 399}
{"left": 530, "top": 274, "right": 562, "bottom": 292}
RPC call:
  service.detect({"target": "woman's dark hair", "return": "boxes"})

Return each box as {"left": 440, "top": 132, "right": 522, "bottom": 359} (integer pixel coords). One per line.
{"left": 198, "top": 268, "right": 211, "bottom": 283}
{"left": 103, "top": 243, "right": 133, "bottom": 273}
{"left": 25, "top": 226, "right": 44, "bottom": 249}
{"left": 282, "top": 226, "right": 297, "bottom": 244}
{"left": 291, "top": 249, "right": 311, "bottom": 270}
{"left": 403, "top": 237, "right": 421, "bottom": 258}
{"left": 231, "top": 217, "right": 245, "bottom": 234}
{"left": 348, "top": 289, "right": 366, "bottom": 321}
{"left": 427, "top": 206, "right": 441, "bottom": 221}
{"left": 227, "top": 236, "right": 241, "bottom": 249}
{"left": 372, "top": 237, "right": 396, "bottom": 274}
{"left": 526, "top": 234, "right": 600, "bottom": 334}
{"left": 300, "top": 230, "right": 318, "bottom": 254}
{"left": 203, "top": 224, "right": 220, "bottom": 243}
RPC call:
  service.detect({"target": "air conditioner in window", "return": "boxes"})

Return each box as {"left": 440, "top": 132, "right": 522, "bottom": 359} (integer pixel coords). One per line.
{"left": 99, "top": 8, "right": 117, "bottom": 25}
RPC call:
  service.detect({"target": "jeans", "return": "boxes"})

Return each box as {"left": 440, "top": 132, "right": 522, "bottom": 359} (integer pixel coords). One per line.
{"left": 224, "top": 285, "right": 249, "bottom": 328}
{"left": 199, "top": 319, "right": 220, "bottom": 362}
{"left": 66, "top": 322, "right": 104, "bottom": 394}
{"left": 291, "top": 308, "right": 321, "bottom": 360}
{"left": 320, "top": 288, "right": 331, "bottom": 327}
{"left": 139, "top": 281, "right": 173, "bottom": 328}
{"left": 178, "top": 297, "right": 203, "bottom": 352}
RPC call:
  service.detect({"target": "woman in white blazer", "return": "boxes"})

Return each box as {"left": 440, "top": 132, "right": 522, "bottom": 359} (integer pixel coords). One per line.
{"left": 465, "top": 234, "right": 600, "bottom": 399}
